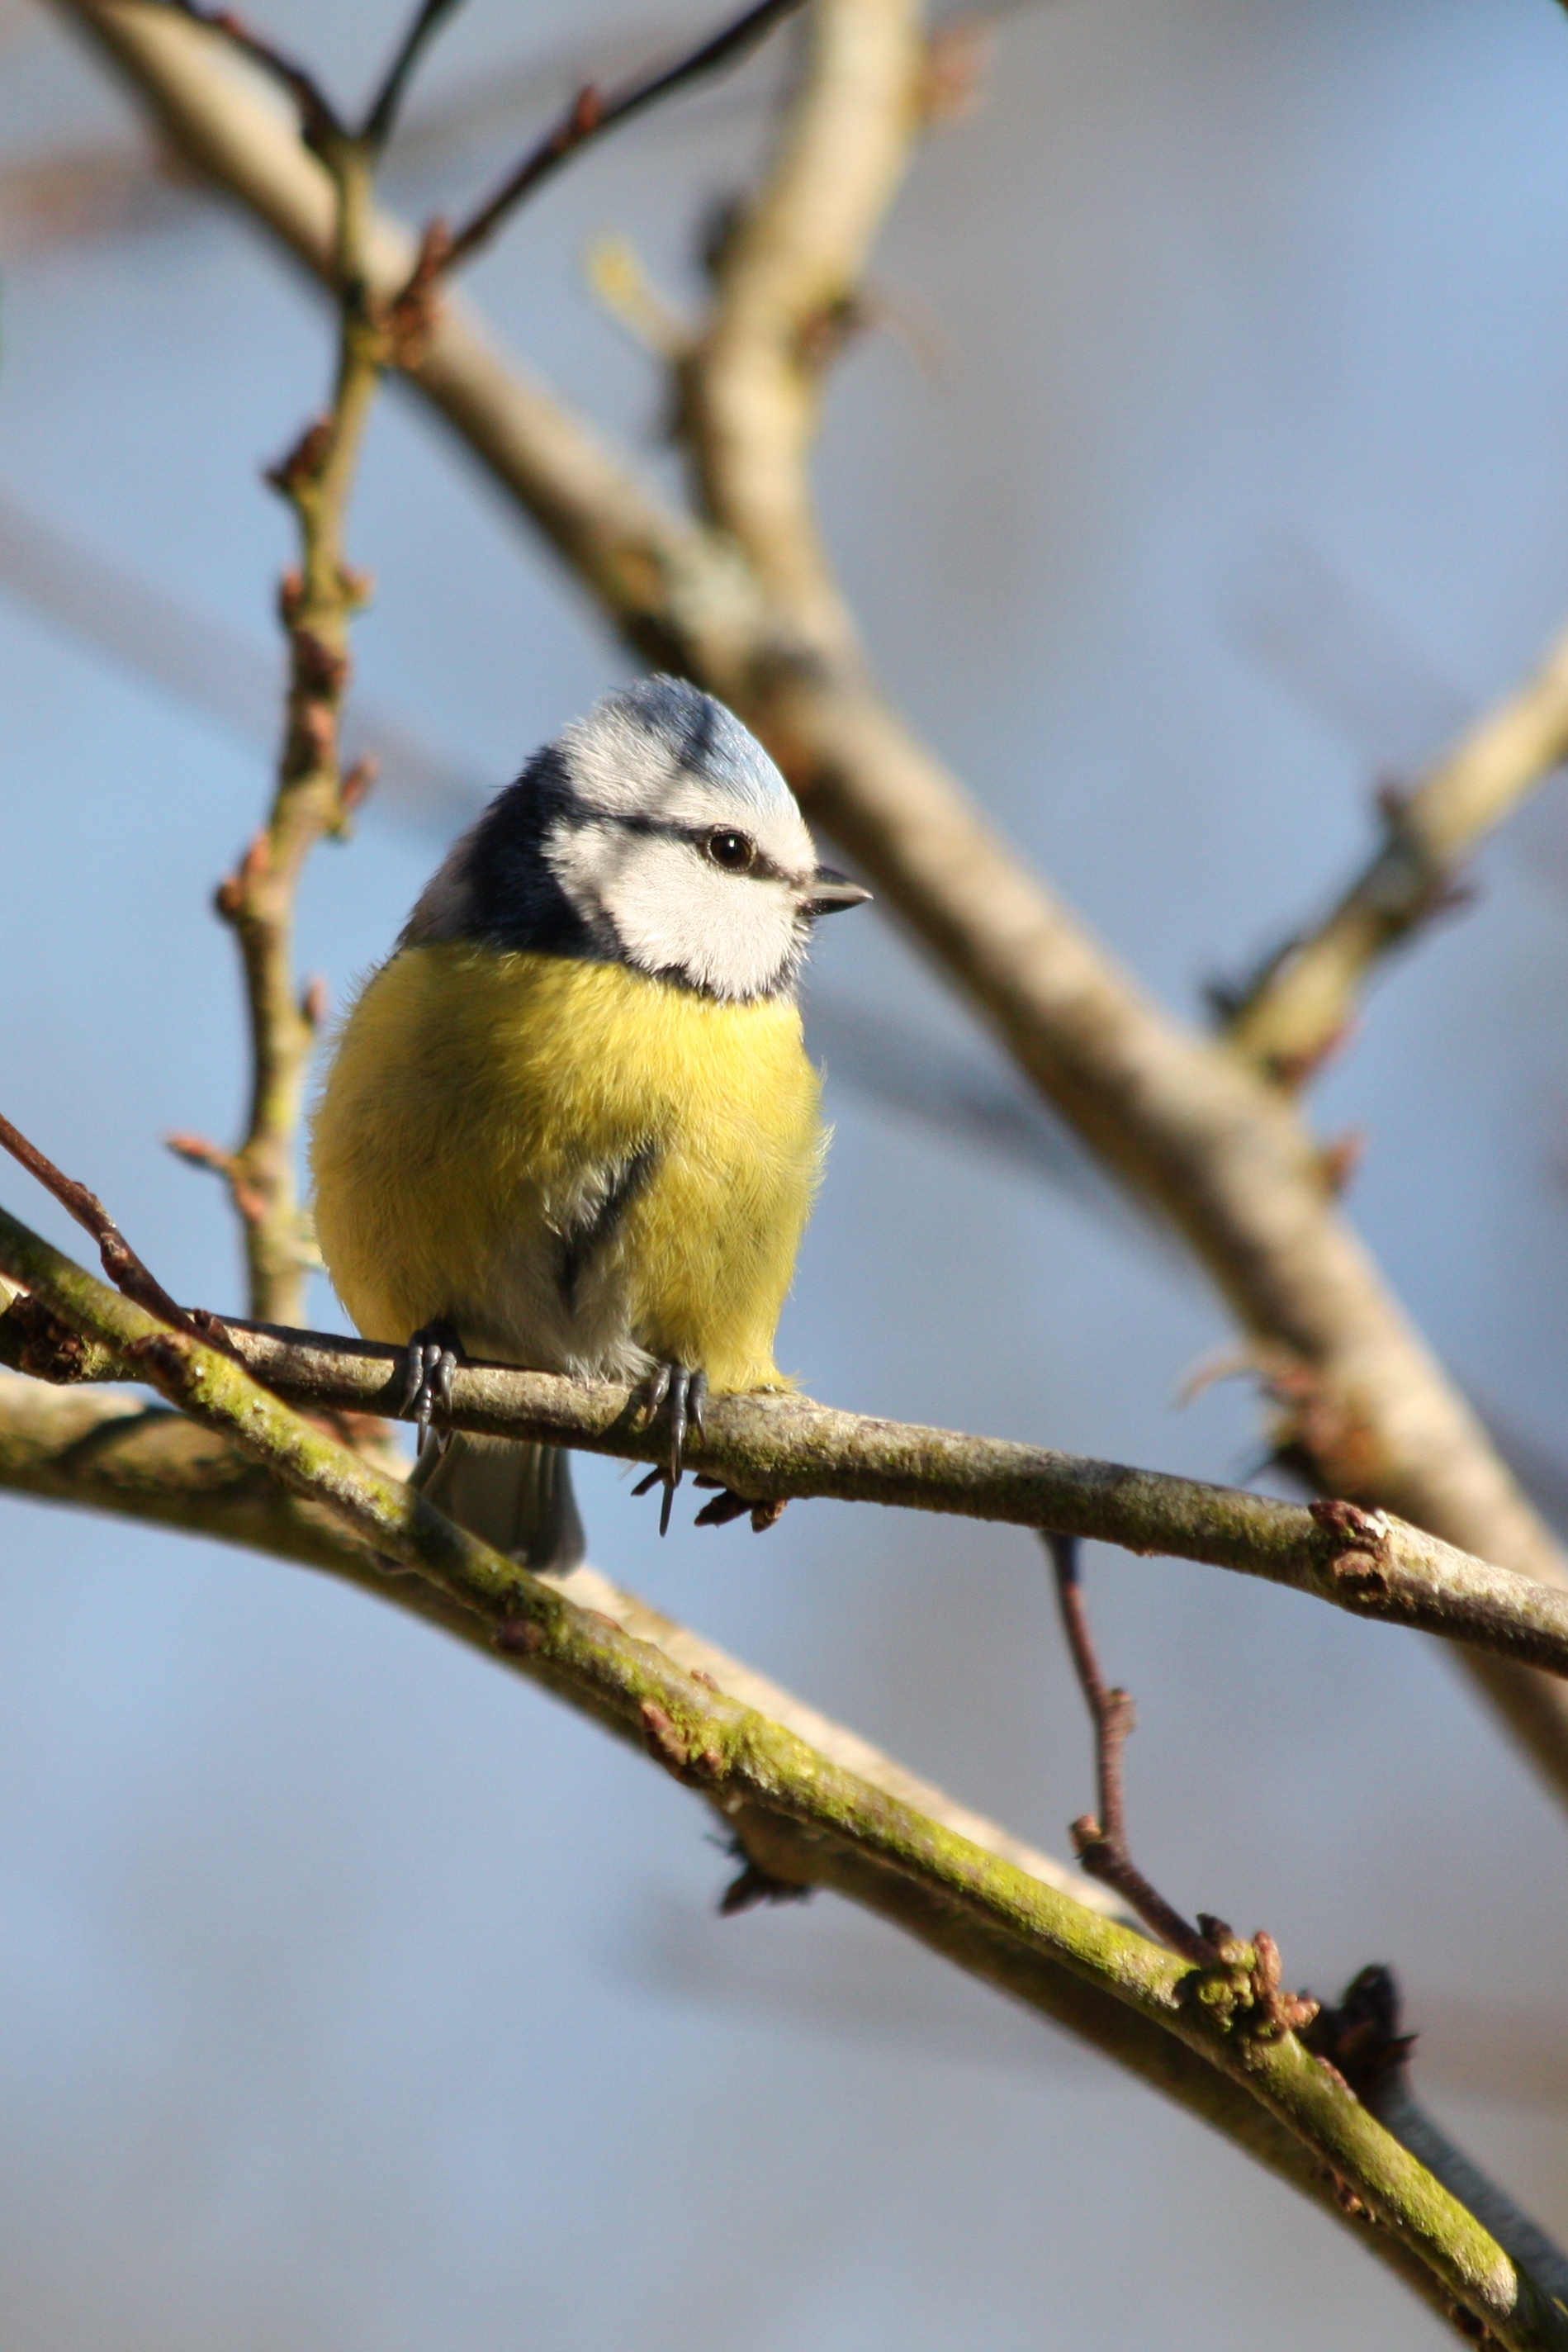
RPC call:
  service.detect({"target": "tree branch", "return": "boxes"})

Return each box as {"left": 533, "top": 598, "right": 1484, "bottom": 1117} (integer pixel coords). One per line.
{"left": 1223, "top": 614, "right": 1568, "bottom": 1085}
{"left": 158, "top": 0, "right": 343, "bottom": 145}
{"left": 186, "top": 111, "right": 387, "bottom": 1325}
{"left": 0, "top": 1108, "right": 206, "bottom": 1337}
{"left": 7, "top": 1272, "right": 1568, "bottom": 1687}
{"left": 25, "top": 13, "right": 1568, "bottom": 2322}
{"left": 669, "top": 0, "right": 1568, "bottom": 1784}
{"left": 0, "top": 1368, "right": 1493, "bottom": 2337}
{"left": 0, "top": 1227, "right": 1562, "bottom": 2345}
{"left": 0, "top": 1362, "right": 1120, "bottom": 1915}
{"left": 435, "top": 0, "right": 810, "bottom": 281}
{"left": 66, "top": 0, "right": 1568, "bottom": 1792}
{"left": 360, "top": 0, "right": 466, "bottom": 153}
{"left": 685, "top": 0, "right": 926, "bottom": 644}
{"left": 1049, "top": 1532, "right": 1221, "bottom": 1961}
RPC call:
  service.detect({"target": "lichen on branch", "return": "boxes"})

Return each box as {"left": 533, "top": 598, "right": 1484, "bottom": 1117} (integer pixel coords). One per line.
{"left": 0, "top": 1202, "right": 1562, "bottom": 2345}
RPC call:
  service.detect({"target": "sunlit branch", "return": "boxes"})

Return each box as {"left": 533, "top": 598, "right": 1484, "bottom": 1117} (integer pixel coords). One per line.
{"left": 0, "top": 1214, "right": 1561, "bottom": 2345}
{"left": 4, "top": 1183, "right": 1568, "bottom": 1686}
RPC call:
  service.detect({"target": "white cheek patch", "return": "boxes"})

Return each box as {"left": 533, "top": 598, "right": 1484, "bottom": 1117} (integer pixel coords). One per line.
{"left": 547, "top": 689, "right": 829, "bottom": 996}
{"left": 551, "top": 825, "right": 807, "bottom": 998}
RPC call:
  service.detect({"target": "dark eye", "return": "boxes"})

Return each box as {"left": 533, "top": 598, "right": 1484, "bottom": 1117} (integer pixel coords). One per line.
{"left": 704, "top": 828, "right": 756, "bottom": 873}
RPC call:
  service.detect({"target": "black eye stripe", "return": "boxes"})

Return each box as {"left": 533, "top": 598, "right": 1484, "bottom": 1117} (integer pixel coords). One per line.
{"left": 583, "top": 805, "right": 791, "bottom": 881}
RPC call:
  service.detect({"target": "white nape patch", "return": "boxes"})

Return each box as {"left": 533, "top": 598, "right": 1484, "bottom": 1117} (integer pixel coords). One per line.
{"left": 549, "top": 694, "right": 822, "bottom": 1000}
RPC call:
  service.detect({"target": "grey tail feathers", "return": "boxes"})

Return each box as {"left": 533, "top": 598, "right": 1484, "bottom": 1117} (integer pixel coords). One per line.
{"left": 410, "top": 1434, "right": 585, "bottom": 1572}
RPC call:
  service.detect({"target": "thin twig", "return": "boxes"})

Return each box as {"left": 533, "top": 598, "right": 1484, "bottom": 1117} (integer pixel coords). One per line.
{"left": 156, "top": 0, "right": 343, "bottom": 145}
{"left": 433, "top": 0, "right": 808, "bottom": 278}
{"left": 1048, "top": 1534, "right": 1321, "bottom": 2034}
{"left": 360, "top": 0, "right": 465, "bottom": 151}
{"left": 1048, "top": 1534, "right": 1317, "bottom": 2051}
{"left": 0, "top": 1110, "right": 202, "bottom": 1338}
{"left": 200, "top": 127, "right": 387, "bottom": 1327}
{"left": 1046, "top": 1534, "right": 1215, "bottom": 1962}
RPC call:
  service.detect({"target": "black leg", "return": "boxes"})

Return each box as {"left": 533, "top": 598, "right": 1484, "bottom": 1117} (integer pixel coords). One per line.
{"left": 398, "top": 1320, "right": 463, "bottom": 1454}
{"left": 632, "top": 1361, "right": 708, "bottom": 1535}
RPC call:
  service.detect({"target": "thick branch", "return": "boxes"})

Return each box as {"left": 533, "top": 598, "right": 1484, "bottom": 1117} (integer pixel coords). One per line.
{"left": 0, "top": 1369, "right": 1488, "bottom": 2335}
{"left": 0, "top": 1226, "right": 1561, "bottom": 2344}
{"left": 0, "top": 1366, "right": 1120, "bottom": 1914}
{"left": 9, "top": 1292, "right": 1568, "bottom": 1686}
{"left": 1225, "top": 616, "right": 1568, "bottom": 1084}
{"left": 50, "top": 0, "right": 1568, "bottom": 1800}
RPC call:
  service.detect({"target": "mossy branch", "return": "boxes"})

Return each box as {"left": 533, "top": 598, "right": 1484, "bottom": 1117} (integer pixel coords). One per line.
{"left": 0, "top": 1215, "right": 1564, "bottom": 2344}
{"left": 7, "top": 1270, "right": 1568, "bottom": 1686}
{"left": 0, "top": 1371, "right": 1496, "bottom": 2338}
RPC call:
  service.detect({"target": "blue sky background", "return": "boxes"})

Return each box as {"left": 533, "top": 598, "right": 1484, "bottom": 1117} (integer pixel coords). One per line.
{"left": 3, "top": 1, "right": 1568, "bottom": 2342}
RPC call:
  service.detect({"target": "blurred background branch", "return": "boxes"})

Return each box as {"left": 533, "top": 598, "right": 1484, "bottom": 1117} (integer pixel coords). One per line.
{"left": 1220, "top": 613, "right": 1568, "bottom": 1086}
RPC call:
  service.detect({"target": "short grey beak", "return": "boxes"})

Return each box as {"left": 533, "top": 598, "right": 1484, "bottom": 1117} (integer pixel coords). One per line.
{"left": 806, "top": 865, "right": 872, "bottom": 916}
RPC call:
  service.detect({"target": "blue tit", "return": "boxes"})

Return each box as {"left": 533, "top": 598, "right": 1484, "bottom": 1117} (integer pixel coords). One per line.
{"left": 309, "top": 676, "right": 869, "bottom": 1568}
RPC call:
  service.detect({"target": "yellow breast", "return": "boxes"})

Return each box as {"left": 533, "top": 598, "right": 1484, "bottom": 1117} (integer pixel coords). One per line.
{"left": 309, "top": 944, "right": 826, "bottom": 1392}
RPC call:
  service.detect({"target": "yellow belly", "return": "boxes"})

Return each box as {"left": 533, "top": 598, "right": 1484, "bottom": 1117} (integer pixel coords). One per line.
{"left": 309, "top": 943, "right": 826, "bottom": 1392}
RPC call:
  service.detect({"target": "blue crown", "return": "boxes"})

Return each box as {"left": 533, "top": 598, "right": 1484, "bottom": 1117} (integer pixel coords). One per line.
{"left": 595, "top": 676, "right": 795, "bottom": 818}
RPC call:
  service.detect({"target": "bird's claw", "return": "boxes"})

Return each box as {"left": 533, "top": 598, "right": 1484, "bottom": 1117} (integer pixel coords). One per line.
{"left": 633, "top": 1363, "right": 707, "bottom": 1534}
{"left": 399, "top": 1322, "right": 462, "bottom": 1456}
{"left": 693, "top": 1475, "right": 787, "bottom": 1534}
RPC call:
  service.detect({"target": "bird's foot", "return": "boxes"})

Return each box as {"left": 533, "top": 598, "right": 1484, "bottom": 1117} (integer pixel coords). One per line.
{"left": 398, "top": 1321, "right": 463, "bottom": 1457}
{"left": 630, "top": 1363, "right": 707, "bottom": 1536}
{"left": 693, "top": 1477, "right": 788, "bottom": 1535}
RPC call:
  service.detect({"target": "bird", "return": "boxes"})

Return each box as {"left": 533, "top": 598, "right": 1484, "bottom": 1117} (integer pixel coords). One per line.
{"left": 309, "top": 675, "right": 870, "bottom": 1571}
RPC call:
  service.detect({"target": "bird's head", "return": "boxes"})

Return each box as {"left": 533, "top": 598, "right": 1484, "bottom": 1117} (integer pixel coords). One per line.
{"left": 402, "top": 677, "right": 869, "bottom": 999}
